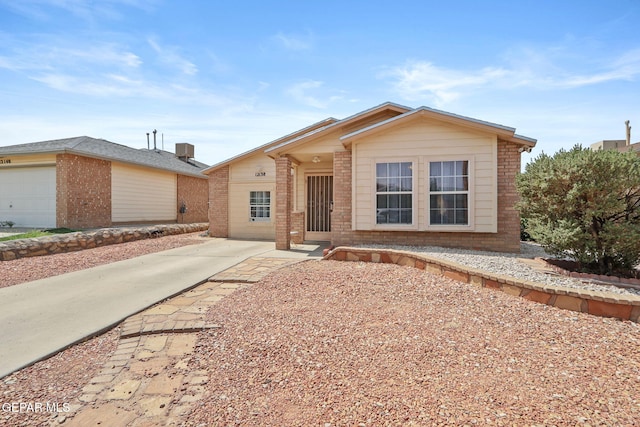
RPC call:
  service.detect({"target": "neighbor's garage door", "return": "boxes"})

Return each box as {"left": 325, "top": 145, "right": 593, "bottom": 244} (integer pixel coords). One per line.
{"left": 0, "top": 166, "right": 56, "bottom": 228}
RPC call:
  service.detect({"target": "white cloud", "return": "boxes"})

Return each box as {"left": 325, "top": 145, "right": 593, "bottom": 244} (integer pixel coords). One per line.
{"left": 384, "top": 48, "right": 640, "bottom": 106}
{"left": 273, "top": 31, "right": 312, "bottom": 51}
{"left": 285, "top": 80, "right": 344, "bottom": 109}
{"left": 147, "top": 38, "right": 198, "bottom": 76}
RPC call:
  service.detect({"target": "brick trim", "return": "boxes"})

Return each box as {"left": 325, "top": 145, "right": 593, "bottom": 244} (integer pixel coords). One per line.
{"left": 208, "top": 166, "right": 229, "bottom": 237}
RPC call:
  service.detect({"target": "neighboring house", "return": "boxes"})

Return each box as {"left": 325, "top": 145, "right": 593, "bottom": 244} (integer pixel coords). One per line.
{"left": 590, "top": 140, "right": 640, "bottom": 153}
{"left": 0, "top": 136, "right": 209, "bottom": 229}
{"left": 205, "top": 102, "right": 536, "bottom": 253}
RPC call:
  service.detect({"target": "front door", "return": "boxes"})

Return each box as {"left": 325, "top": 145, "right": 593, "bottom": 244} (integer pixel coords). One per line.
{"left": 306, "top": 175, "right": 333, "bottom": 241}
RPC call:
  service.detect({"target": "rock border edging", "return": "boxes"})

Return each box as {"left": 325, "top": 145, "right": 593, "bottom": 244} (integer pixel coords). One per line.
{"left": 0, "top": 223, "right": 208, "bottom": 261}
{"left": 323, "top": 246, "right": 640, "bottom": 323}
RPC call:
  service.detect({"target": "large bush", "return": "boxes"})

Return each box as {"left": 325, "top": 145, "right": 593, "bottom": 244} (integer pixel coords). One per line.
{"left": 516, "top": 145, "right": 640, "bottom": 275}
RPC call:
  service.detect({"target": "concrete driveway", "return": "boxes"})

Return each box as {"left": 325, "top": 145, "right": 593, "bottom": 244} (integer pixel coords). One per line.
{"left": 0, "top": 238, "right": 321, "bottom": 378}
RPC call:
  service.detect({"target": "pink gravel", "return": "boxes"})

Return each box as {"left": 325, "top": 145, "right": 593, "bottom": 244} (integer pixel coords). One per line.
{"left": 186, "top": 260, "right": 640, "bottom": 426}
{"left": 0, "top": 232, "right": 206, "bottom": 288}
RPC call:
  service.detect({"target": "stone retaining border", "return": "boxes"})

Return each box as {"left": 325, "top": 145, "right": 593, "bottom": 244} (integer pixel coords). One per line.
{"left": 0, "top": 223, "right": 208, "bottom": 261}
{"left": 324, "top": 246, "right": 640, "bottom": 323}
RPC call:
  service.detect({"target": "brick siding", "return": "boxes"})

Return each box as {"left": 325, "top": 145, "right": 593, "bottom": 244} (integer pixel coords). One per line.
{"left": 56, "top": 153, "right": 111, "bottom": 229}
{"left": 208, "top": 166, "right": 229, "bottom": 237}
{"left": 177, "top": 175, "right": 208, "bottom": 224}
{"left": 275, "top": 157, "right": 292, "bottom": 250}
{"left": 330, "top": 141, "right": 522, "bottom": 253}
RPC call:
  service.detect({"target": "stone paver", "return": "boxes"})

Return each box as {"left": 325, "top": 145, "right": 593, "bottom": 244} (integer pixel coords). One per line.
{"left": 58, "top": 256, "right": 306, "bottom": 426}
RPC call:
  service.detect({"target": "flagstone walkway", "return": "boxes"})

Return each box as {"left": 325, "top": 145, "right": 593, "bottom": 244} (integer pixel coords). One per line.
{"left": 61, "top": 256, "right": 306, "bottom": 426}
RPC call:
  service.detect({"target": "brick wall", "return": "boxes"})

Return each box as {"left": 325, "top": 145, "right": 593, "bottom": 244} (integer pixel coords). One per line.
{"left": 291, "top": 211, "right": 305, "bottom": 244}
{"left": 275, "top": 157, "right": 292, "bottom": 250}
{"left": 331, "top": 150, "right": 353, "bottom": 247}
{"left": 208, "top": 166, "right": 229, "bottom": 237}
{"left": 177, "top": 175, "right": 208, "bottom": 224}
{"left": 56, "top": 154, "right": 112, "bottom": 229}
{"left": 330, "top": 141, "right": 522, "bottom": 253}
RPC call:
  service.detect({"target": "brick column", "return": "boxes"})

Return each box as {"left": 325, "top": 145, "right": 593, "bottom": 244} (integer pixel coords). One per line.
{"left": 209, "top": 166, "right": 229, "bottom": 237}
{"left": 496, "top": 140, "right": 522, "bottom": 252}
{"left": 275, "top": 156, "right": 292, "bottom": 250}
{"left": 331, "top": 150, "right": 352, "bottom": 246}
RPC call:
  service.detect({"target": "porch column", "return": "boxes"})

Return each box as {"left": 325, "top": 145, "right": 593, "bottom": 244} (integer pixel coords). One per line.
{"left": 331, "top": 150, "right": 352, "bottom": 246}
{"left": 275, "top": 156, "right": 292, "bottom": 250}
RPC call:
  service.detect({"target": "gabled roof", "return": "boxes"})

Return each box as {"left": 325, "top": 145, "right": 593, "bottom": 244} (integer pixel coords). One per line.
{"left": 0, "top": 136, "right": 209, "bottom": 178}
{"left": 202, "top": 117, "right": 339, "bottom": 174}
{"left": 340, "top": 106, "right": 537, "bottom": 147}
{"left": 264, "top": 102, "right": 412, "bottom": 156}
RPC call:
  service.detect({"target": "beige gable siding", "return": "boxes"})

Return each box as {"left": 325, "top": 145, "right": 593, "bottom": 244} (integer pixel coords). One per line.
{"left": 227, "top": 155, "right": 276, "bottom": 239}
{"left": 0, "top": 153, "right": 56, "bottom": 167}
{"left": 353, "top": 120, "right": 497, "bottom": 233}
{"left": 112, "top": 163, "right": 177, "bottom": 223}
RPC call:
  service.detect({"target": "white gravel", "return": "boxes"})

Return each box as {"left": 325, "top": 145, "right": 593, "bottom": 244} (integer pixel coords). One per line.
{"left": 361, "top": 242, "right": 640, "bottom": 297}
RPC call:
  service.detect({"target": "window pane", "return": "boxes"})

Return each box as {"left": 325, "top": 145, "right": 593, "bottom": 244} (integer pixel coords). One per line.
{"left": 443, "top": 161, "right": 455, "bottom": 176}
{"left": 388, "top": 194, "right": 399, "bottom": 208}
{"left": 430, "top": 161, "right": 441, "bottom": 177}
{"left": 400, "top": 209, "right": 412, "bottom": 224}
{"left": 377, "top": 194, "right": 388, "bottom": 208}
{"left": 430, "top": 194, "right": 441, "bottom": 209}
{"left": 389, "top": 162, "right": 400, "bottom": 177}
{"left": 401, "top": 177, "right": 412, "bottom": 191}
{"left": 455, "top": 194, "right": 468, "bottom": 209}
{"left": 430, "top": 177, "right": 441, "bottom": 192}
{"left": 456, "top": 161, "right": 468, "bottom": 176}
{"left": 389, "top": 177, "right": 400, "bottom": 191}
{"left": 456, "top": 177, "right": 468, "bottom": 191}
{"left": 376, "top": 178, "right": 388, "bottom": 192}
{"left": 400, "top": 194, "right": 412, "bottom": 208}
{"left": 401, "top": 162, "right": 412, "bottom": 176}
{"left": 376, "top": 163, "right": 387, "bottom": 178}
{"left": 455, "top": 209, "right": 468, "bottom": 225}
{"left": 443, "top": 177, "right": 455, "bottom": 192}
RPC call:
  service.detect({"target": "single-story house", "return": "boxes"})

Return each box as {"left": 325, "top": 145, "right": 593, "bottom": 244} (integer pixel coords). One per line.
{"left": 0, "top": 136, "right": 209, "bottom": 229}
{"left": 204, "top": 102, "right": 536, "bottom": 252}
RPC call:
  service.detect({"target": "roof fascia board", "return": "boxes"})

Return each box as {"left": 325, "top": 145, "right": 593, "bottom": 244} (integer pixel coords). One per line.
{"left": 265, "top": 102, "right": 412, "bottom": 155}
{"left": 202, "top": 117, "right": 338, "bottom": 174}
{"left": 341, "top": 106, "right": 536, "bottom": 147}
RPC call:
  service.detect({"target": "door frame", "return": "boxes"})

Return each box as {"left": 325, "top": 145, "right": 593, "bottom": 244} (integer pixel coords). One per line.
{"left": 304, "top": 173, "right": 333, "bottom": 241}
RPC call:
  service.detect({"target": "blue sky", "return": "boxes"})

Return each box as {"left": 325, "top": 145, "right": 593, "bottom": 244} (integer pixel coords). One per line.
{"left": 0, "top": 0, "right": 639, "bottom": 166}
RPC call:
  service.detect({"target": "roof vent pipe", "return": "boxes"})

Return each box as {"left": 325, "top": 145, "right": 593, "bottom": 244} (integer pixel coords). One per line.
{"left": 146, "top": 132, "right": 150, "bottom": 149}
{"left": 626, "top": 120, "right": 631, "bottom": 146}
{"left": 153, "top": 129, "right": 157, "bottom": 150}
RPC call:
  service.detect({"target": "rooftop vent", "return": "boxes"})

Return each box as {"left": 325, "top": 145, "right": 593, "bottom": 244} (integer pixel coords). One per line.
{"left": 175, "top": 143, "right": 194, "bottom": 162}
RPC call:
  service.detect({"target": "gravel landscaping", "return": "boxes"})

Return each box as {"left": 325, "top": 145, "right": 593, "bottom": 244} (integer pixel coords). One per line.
{"left": 368, "top": 242, "right": 640, "bottom": 297}
{"left": 0, "top": 232, "right": 206, "bottom": 288}
{"left": 186, "top": 260, "right": 640, "bottom": 426}
{"left": 1, "top": 238, "right": 639, "bottom": 426}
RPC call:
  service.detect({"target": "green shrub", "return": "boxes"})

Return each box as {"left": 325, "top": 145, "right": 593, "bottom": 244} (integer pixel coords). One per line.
{"left": 516, "top": 145, "right": 640, "bottom": 275}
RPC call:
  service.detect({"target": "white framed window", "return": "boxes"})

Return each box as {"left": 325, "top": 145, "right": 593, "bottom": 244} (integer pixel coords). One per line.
{"left": 429, "top": 160, "right": 469, "bottom": 226}
{"left": 375, "top": 161, "right": 413, "bottom": 225}
{"left": 249, "top": 191, "right": 271, "bottom": 221}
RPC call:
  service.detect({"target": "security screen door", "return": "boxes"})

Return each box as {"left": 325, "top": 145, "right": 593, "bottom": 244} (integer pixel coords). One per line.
{"left": 306, "top": 175, "right": 333, "bottom": 240}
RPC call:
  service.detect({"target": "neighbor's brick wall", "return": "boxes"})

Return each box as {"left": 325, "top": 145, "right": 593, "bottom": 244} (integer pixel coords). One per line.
{"left": 208, "top": 166, "right": 229, "bottom": 237}
{"left": 56, "top": 154, "right": 112, "bottom": 229}
{"left": 330, "top": 141, "right": 522, "bottom": 253}
{"left": 177, "top": 175, "right": 208, "bottom": 224}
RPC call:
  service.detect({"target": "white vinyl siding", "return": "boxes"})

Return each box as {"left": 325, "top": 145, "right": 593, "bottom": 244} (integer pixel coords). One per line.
{"left": 353, "top": 119, "right": 497, "bottom": 233}
{"left": 112, "top": 163, "right": 177, "bottom": 222}
{"left": 0, "top": 166, "right": 56, "bottom": 228}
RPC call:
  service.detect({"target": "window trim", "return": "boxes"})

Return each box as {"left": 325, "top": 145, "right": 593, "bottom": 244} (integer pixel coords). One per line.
{"left": 425, "top": 157, "right": 475, "bottom": 231}
{"left": 372, "top": 158, "right": 417, "bottom": 230}
{"left": 249, "top": 190, "right": 271, "bottom": 222}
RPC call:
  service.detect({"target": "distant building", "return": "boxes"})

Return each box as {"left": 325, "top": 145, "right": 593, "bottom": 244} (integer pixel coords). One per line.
{"left": 0, "top": 137, "right": 209, "bottom": 228}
